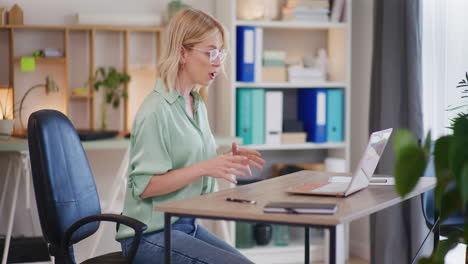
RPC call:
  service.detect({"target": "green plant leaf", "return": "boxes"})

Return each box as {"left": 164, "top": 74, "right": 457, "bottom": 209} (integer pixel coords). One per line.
{"left": 417, "top": 258, "right": 431, "bottom": 264}
{"left": 94, "top": 81, "right": 102, "bottom": 91}
{"left": 393, "top": 129, "right": 418, "bottom": 159}
{"left": 440, "top": 189, "right": 462, "bottom": 222}
{"left": 423, "top": 131, "right": 432, "bottom": 159}
{"left": 433, "top": 135, "right": 453, "bottom": 209}
{"left": 106, "top": 92, "right": 113, "bottom": 104}
{"left": 460, "top": 161, "right": 468, "bottom": 204}
{"left": 113, "top": 98, "right": 119, "bottom": 108}
{"left": 433, "top": 230, "right": 460, "bottom": 264}
{"left": 394, "top": 145, "right": 427, "bottom": 197}
{"left": 465, "top": 220, "right": 468, "bottom": 245}
{"left": 449, "top": 113, "right": 468, "bottom": 182}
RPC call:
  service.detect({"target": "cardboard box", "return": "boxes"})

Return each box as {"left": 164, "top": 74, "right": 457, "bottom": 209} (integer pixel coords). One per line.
{"left": 262, "top": 66, "right": 287, "bottom": 82}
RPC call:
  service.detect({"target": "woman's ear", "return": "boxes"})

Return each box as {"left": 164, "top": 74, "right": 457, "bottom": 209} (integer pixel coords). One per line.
{"left": 180, "top": 46, "right": 187, "bottom": 65}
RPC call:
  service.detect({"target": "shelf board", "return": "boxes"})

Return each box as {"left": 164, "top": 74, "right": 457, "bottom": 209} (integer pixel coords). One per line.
{"left": 235, "top": 20, "right": 347, "bottom": 29}
{"left": 235, "top": 81, "right": 347, "bottom": 88}
{"left": 70, "top": 93, "right": 91, "bottom": 100}
{"left": 0, "top": 85, "right": 11, "bottom": 89}
{"left": 240, "top": 242, "right": 324, "bottom": 263}
{"left": 0, "top": 24, "right": 163, "bottom": 32}
{"left": 14, "top": 57, "right": 66, "bottom": 64}
{"left": 244, "top": 142, "right": 346, "bottom": 151}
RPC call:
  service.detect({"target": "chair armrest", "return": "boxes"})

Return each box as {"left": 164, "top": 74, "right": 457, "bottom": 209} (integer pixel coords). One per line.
{"left": 62, "top": 213, "right": 147, "bottom": 263}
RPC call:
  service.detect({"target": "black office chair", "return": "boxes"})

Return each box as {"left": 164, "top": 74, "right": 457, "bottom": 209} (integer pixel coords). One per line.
{"left": 421, "top": 151, "right": 464, "bottom": 244}
{"left": 27, "top": 109, "right": 147, "bottom": 263}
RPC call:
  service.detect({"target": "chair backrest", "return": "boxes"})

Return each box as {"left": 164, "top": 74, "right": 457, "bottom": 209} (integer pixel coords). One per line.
{"left": 421, "top": 142, "right": 464, "bottom": 228}
{"left": 27, "top": 110, "right": 101, "bottom": 250}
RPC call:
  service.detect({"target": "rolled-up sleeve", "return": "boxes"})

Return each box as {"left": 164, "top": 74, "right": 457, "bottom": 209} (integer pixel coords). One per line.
{"left": 128, "top": 112, "right": 172, "bottom": 199}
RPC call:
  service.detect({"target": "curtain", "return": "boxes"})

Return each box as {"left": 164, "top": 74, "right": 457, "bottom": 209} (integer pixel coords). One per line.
{"left": 369, "top": 0, "right": 430, "bottom": 263}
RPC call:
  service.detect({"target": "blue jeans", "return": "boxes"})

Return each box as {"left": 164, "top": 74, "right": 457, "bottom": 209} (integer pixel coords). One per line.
{"left": 120, "top": 218, "right": 253, "bottom": 264}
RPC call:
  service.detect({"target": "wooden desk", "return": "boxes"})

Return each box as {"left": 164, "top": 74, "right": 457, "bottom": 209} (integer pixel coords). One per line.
{"left": 157, "top": 170, "right": 436, "bottom": 264}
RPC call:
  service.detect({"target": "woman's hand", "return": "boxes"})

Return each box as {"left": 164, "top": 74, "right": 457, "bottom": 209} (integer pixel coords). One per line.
{"left": 197, "top": 154, "right": 251, "bottom": 184}
{"left": 231, "top": 142, "right": 266, "bottom": 173}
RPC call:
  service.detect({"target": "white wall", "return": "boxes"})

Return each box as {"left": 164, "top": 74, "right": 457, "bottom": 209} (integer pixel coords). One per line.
{"left": 349, "top": 0, "right": 374, "bottom": 261}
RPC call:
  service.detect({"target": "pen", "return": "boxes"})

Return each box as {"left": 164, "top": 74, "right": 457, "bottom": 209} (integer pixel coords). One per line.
{"left": 225, "top": 197, "right": 257, "bottom": 204}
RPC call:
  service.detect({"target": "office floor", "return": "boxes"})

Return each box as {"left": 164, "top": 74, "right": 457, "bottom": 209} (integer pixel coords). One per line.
{"left": 14, "top": 244, "right": 467, "bottom": 264}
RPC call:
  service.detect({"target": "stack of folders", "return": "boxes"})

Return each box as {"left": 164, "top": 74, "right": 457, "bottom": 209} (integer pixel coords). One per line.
{"left": 236, "top": 89, "right": 283, "bottom": 145}
{"left": 264, "top": 202, "right": 338, "bottom": 215}
{"left": 297, "top": 88, "right": 344, "bottom": 143}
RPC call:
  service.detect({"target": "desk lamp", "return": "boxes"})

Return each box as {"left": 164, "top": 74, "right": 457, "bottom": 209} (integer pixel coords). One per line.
{"left": 19, "top": 76, "right": 59, "bottom": 132}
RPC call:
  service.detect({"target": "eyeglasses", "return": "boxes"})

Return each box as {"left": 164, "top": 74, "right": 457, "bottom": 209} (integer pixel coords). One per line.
{"left": 190, "top": 47, "right": 227, "bottom": 65}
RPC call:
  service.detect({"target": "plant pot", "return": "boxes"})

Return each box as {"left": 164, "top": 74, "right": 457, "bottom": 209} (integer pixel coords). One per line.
{"left": 0, "top": 119, "right": 14, "bottom": 140}
{"left": 254, "top": 223, "right": 273, "bottom": 246}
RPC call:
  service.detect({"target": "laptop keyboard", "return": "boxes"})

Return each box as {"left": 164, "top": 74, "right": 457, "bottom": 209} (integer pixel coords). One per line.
{"left": 313, "top": 182, "right": 349, "bottom": 192}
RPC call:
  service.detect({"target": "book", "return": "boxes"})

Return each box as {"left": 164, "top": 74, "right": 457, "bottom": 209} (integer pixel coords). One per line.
{"left": 263, "top": 202, "right": 338, "bottom": 214}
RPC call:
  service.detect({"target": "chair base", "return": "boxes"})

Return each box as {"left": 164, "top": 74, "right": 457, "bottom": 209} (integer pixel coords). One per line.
{"left": 81, "top": 252, "right": 127, "bottom": 264}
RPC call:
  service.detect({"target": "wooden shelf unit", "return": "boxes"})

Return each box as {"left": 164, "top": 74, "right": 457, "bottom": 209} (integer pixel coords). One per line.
{"left": 216, "top": 1, "right": 352, "bottom": 263}
{"left": 0, "top": 24, "right": 164, "bottom": 132}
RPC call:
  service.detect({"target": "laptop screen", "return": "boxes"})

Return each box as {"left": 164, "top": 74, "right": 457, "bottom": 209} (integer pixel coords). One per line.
{"left": 345, "top": 128, "right": 393, "bottom": 195}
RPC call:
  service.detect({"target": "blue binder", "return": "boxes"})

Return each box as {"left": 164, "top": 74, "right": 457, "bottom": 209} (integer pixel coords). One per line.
{"left": 297, "top": 89, "right": 327, "bottom": 143}
{"left": 236, "top": 26, "right": 255, "bottom": 82}
{"left": 236, "top": 89, "right": 252, "bottom": 144}
{"left": 326, "top": 89, "right": 344, "bottom": 142}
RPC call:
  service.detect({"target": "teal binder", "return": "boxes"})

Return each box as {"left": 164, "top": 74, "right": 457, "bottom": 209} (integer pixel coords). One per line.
{"left": 326, "top": 89, "right": 344, "bottom": 142}
{"left": 236, "top": 89, "right": 252, "bottom": 144}
{"left": 251, "top": 89, "right": 265, "bottom": 144}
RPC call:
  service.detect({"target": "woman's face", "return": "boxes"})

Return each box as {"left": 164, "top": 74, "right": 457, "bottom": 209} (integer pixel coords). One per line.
{"left": 182, "top": 30, "right": 224, "bottom": 87}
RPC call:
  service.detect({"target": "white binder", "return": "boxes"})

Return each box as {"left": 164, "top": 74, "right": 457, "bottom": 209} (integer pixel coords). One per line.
{"left": 265, "top": 91, "right": 283, "bottom": 145}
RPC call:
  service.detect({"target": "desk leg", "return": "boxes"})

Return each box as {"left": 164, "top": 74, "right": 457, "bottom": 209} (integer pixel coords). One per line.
{"left": 165, "top": 213, "right": 171, "bottom": 264}
{"left": 329, "top": 226, "right": 336, "bottom": 264}
{"left": 305, "top": 227, "right": 310, "bottom": 263}
{"left": 1, "top": 157, "right": 22, "bottom": 264}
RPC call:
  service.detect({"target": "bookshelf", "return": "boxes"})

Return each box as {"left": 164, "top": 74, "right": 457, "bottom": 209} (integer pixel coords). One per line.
{"left": 0, "top": 24, "right": 163, "bottom": 134}
{"left": 216, "top": 0, "right": 352, "bottom": 263}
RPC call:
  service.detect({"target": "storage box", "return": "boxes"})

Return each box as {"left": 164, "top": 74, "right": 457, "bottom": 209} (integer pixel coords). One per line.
{"left": 262, "top": 66, "right": 287, "bottom": 82}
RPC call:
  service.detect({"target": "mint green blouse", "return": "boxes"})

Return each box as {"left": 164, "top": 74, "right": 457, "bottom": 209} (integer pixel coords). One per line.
{"left": 116, "top": 78, "right": 216, "bottom": 240}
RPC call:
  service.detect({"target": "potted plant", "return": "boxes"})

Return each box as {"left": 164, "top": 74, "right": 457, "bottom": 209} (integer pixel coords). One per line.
{"left": 393, "top": 73, "right": 468, "bottom": 263}
{"left": 0, "top": 88, "right": 16, "bottom": 139}
{"left": 92, "top": 67, "right": 130, "bottom": 130}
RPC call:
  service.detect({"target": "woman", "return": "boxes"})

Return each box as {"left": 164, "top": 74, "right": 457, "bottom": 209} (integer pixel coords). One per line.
{"left": 116, "top": 8, "right": 265, "bottom": 263}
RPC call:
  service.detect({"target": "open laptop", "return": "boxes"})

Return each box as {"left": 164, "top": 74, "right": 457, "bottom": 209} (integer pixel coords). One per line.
{"left": 286, "top": 128, "right": 393, "bottom": 197}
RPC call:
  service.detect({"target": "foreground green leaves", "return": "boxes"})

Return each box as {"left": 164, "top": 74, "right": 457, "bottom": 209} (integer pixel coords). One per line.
{"left": 393, "top": 130, "right": 427, "bottom": 197}
{"left": 393, "top": 113, "right": 468, "bottom": 263}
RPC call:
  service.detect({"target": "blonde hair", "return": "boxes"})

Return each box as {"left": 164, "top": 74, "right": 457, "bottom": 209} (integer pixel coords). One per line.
{"left": 157, "top": 8, "right": 229, "bottom": 92}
